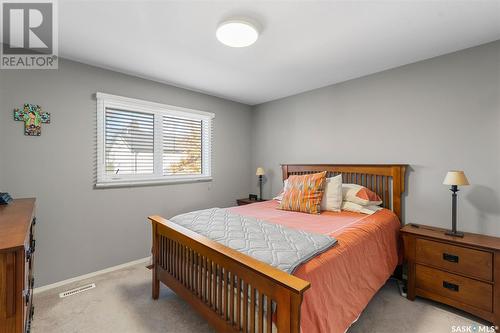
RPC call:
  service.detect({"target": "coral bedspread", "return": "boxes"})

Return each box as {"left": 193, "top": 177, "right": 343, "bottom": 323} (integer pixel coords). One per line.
{"left": 229, "top": 200, "right": 400, "bottom": 333}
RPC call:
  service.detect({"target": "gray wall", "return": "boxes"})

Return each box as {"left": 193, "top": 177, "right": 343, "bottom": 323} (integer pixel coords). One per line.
{"left": 0, "top": 60, "right": 253, "bottom": 286}
{"left": 251, "top": 41, "right": 500, "bottom": 237}
{"left": 1, "top": 41, "right": 499, "bottom": 287}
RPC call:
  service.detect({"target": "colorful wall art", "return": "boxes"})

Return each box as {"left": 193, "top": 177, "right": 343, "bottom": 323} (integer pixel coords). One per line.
{"left": 14, "top": 104, "right": 51, "bottom": 136}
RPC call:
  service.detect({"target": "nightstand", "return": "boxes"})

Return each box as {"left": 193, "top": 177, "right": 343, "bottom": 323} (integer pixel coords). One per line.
{"left": 401, "top": 224, "right": 500, "bottom": 326}
{"left": 236, "top": 198, "right": 268, "bottom": 206}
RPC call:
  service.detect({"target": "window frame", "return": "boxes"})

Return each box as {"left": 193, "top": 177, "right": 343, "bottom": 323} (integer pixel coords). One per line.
{"left": 96, "top": 92, "right": 214, "bottom": 188}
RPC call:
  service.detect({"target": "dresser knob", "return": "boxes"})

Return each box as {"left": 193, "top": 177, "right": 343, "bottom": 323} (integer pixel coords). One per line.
{"left": 442, "top": 253, "right": 459, "bottom": 263}
{"left": 442, "top": 281, "right": 459, "bottom": 292}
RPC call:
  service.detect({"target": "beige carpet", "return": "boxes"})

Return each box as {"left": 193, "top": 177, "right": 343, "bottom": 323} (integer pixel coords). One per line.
{"left": 32, "top": 263, "right": 493, "bottom": 333}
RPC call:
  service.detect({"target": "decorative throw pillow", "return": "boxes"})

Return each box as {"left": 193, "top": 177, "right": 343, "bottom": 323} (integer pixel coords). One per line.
{"left": 320, "top": 175, "right": 343, "bottom": 212}
{"left": 342, "top": 184, "right": 382, "bottom": 206}
{"left": 341, "top": 201, "right": 383, "bottom": 215}
{"left": 279, "top": 171, "right": 327, "bottom": 214}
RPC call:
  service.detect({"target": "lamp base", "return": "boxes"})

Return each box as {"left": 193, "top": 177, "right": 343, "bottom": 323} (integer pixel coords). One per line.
{"left": 445, "top": 230, "right": 464, "bottom": 238}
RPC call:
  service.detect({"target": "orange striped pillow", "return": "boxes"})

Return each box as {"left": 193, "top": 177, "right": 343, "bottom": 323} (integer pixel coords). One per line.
{"left": 278, "top": 171, "right": 327, "bottom": 214}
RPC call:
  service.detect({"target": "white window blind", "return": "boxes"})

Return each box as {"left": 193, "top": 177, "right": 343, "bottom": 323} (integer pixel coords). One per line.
{"left": 163, "top": 115, "right": 203, "bottom": 175}
{"left": 105, "top": 109, "right": 154, "bottom": 175}
{"left": 96, "top": 93, "right": 214, "bottom": 187}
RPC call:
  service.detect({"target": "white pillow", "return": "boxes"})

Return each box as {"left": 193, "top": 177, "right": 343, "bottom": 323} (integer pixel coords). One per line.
{"left": 273, "top": 179, "right": 289, "bottom": 202}
{"left": 341, "top": 201, "right": 383, "bottom": 215}
{"left": 320, "top": 175, "right": 343, "bottom": 212}
{"left": 342, "top": 183, "right": 383, "bottom": 206}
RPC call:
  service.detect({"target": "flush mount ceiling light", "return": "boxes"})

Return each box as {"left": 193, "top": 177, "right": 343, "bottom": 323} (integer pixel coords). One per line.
{"left": 216, "top": 20, "right": 259, "bottom": 47}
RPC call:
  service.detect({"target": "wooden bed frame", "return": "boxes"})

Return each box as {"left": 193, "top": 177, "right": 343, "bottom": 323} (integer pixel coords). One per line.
{"left": 148, "top": 164, "right": 407, "bottom": 333}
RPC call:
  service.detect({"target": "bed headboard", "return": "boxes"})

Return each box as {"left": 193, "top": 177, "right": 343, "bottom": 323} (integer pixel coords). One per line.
{"left": 281, "top": 164, "right": 407, "bottom": 221}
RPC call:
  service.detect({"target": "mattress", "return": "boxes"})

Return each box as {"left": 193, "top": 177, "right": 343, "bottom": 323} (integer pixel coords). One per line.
{"left": 229, "top": 200, "right": 401, "bottom": 333}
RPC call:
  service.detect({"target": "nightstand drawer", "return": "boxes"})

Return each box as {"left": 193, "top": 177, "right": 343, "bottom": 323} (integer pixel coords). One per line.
{"left": 416, "top": 264, "right": 493, "bottom": 312}
{"left": 416, "top": 238, "right": 493, "bottom": 281}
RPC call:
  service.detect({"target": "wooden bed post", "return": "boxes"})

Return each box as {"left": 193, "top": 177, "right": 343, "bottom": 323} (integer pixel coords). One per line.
{"left": 152, "top": 222, "right": 160, "bottom": 300}
{"left": 392, "top": 166, "right": 403, "bottom": 222}
{"left": 281, "top": 165, "right": 289, "bottom": 183}
{"left": 290, "top": 293, "right": 303, "bottom": 333}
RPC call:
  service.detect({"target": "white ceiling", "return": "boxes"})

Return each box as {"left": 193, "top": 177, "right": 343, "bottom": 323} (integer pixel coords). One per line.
{"left": 60, "top": 1, "right": 500, "bottom": 105}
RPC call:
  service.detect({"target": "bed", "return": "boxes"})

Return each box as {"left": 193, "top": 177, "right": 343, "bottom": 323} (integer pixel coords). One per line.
{"left": 148, "top": 164, "right": 407, "bottom": 333}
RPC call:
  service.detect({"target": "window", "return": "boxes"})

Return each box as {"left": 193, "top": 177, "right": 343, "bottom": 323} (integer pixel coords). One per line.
{"left": 96, "top": 93, "right": 214, "bottom": 187}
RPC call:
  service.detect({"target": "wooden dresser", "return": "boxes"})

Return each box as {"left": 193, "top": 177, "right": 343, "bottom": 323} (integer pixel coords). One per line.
{"left": 0, "top": 199, "right": 36, "bottom": 333}
{"left": 401, "top": 223, "right": 499, "bottom": 327}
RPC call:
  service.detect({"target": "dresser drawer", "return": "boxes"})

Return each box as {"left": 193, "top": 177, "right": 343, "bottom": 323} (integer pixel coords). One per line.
{"left": 415, "top": 238, "right": 493, "bottom": 281}
{"left": 416, "top": 264, "right": 493, "bottom": 312}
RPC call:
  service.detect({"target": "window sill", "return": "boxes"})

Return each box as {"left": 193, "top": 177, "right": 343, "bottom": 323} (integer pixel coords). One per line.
{"left": 95, "top": 177, "right": 213, "bottom": 189}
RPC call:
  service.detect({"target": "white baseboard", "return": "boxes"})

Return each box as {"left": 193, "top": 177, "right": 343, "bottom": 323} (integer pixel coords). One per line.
{"left": 34, "top": 256, "right": 151, "bottom": 294}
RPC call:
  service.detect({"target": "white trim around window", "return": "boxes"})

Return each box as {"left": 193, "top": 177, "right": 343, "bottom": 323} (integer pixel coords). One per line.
{"left": 96, "top": 92, "right": 214, "bottom": 188}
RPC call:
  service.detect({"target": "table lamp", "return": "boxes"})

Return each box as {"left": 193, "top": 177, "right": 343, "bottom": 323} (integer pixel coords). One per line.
{"left": 443, "top": 170, "right": 469, "bottom": 237}
{"left": 256, "top": 167, "right": 265, "bottom": 200}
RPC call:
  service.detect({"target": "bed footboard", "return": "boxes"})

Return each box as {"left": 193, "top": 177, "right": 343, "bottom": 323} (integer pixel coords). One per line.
{"left": 149, "top": 215, "right": 311, "bottom": 333}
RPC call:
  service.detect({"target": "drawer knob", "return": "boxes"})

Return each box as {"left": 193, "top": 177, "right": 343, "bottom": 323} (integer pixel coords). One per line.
{"left": 442, "top": 253, "right": 459, "bottom": 263}
{"left": 443, "top": 281, "right": 459, "bottom": 292}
